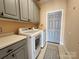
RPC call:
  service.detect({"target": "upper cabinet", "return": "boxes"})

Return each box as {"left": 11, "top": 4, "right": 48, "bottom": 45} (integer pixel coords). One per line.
{"left": 33, "top": 3, "right": 40, "bottom": 24}
{"left": 0, "top": 0, "right": 40, "bottom": 24}
{"left": 28, "top": 0, "right": 40, "bottom": 24}
{"left": 0, "top": 0, "right": 4, "bottom": 15}
{"left": 19, "top": 0, "right": 28, "bottom": 21}
{"left": 28, "top": 0, "right": 34, "bottom": 22}
{"left": 3, "top": 0, "right": 20, "bottom": 19}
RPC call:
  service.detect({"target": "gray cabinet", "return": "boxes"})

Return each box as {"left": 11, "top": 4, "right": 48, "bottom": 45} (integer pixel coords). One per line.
{"left": 0, "top": 0, "right": 4, "bottom": 15}
{"left": 0, "top": 0, "right": 40, "bottom": 23}
{"left": 19, "top": 0, "right": 28, "bottom": 21}
{"left": 33, "top": 3, "right": 40, "bottom": 24}
{"left": 28, "top": 0, "right": 34, "bottom": 22}
{"left": 0, "top": 39, "right": 27, "bottom": 59}
{"left": 28, "top": 0, "right": 40, "bottom": 24}
{"left": 13, "top": 46, "right": 25, "bottom": 59}
{"left": 3, "top": 0, "right": 20, "bottom": 19}
{"left": 3, "top": 46, "right": 26, "bottom": 59}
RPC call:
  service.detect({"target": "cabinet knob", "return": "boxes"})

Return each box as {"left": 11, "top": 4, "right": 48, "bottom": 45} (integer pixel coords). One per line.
{"left": 12, "top": 54, "right": 16, "bottom": 58}
{"left": 7, "top": 49, "right": 13, "bottom": 53}
{"left": 0, "top": 12, "right": 3, "bottom": 16}
{"left": 28, "top": 19, "right": 30, "bottom": 22}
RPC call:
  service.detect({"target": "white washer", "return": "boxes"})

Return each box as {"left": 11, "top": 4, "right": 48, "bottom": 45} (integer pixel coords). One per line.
{"left": 19, "top": 28, "right": 42, "bottom": 59}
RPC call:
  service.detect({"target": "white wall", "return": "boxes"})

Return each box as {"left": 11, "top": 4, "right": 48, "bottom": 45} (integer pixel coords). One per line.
{"left": 65, "top": 0, "right": 79, "bottom": 59}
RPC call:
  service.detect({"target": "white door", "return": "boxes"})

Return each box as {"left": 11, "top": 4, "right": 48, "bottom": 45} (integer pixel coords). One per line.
{"left": 47, "top": 11, "right": 62, "bottom": 43}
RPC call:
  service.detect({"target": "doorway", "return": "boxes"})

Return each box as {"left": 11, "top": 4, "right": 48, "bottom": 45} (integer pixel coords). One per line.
{"left": 46, "top": 10, "right": 63, "bottom": 44}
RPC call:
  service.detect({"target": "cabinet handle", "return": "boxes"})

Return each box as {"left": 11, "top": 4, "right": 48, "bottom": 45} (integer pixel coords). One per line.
{"left": 12, "top": 54, "right": 16, "bottom": 58}
{"left": 28, "top": 19, "right": 30, "bottom": 22}
{"left": 7, "top": 49, "right": 13, "bottom": 53}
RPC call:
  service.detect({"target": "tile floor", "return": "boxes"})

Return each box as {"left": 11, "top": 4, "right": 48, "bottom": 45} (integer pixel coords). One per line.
{"left": 37, "top": 43, "right": 47, "bottom": 59}
{"left": 37, "top": 43, "right": 71, "bottom": 59}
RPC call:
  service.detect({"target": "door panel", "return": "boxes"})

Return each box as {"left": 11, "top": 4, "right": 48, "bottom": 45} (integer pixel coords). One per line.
{"left": 4, "top": 0, "right": 17, "bottom": 15}
{"left": 28, "top": 0, "right": 34, "bottom": 22}
{"left": 20, "top": 0, "right": 28, "bottom": 21}
{"left": 48, "top": 31, "right": 60, "bottom": 43}
{"left": 33, "top": 3, "right": 40, "bottom": 23}
{"left": 0, "top": 0, "right": 4, "bottom": 14}
{"left": 47, "top": 11, "right": 62, "bottom": 43}
{"left": 13, "top": 46, "right": 25, "bottom": 59}
{"left": 3, "top": 0, "right": 19, "bottom": 19}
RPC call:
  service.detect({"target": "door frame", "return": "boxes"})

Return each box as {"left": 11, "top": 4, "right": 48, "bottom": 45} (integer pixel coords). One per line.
{"left": 46, "top": 9, "right": 64, "bottom": 45}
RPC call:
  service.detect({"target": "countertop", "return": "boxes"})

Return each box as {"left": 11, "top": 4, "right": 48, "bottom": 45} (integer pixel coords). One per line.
{"left": 0, "top": 35, "right": 27, "bottom": 49}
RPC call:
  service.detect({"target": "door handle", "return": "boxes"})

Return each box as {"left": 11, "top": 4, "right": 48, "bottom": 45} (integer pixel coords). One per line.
{"left": 12, "top": 54, "right": 16, "bottom": 58}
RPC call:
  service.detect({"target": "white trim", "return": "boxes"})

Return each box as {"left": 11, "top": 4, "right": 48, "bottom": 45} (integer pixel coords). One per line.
{"left": 46, "top": 9, "right": 64, "bottom": 45}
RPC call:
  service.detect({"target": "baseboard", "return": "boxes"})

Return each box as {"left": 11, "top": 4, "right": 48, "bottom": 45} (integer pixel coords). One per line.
{"left": 47, "top": 41, "right": 59, "bottom": 44}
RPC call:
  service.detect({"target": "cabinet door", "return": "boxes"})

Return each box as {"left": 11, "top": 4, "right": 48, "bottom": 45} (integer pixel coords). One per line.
{"left": 28, "top": 0, "right": 34, "bottom": 22}
{"left": 12, "top": 46, "right": 26, "bottom": 59}
{"left": 33, "top": 3, "right": 40, "bottom": 24}
{"left": 36, "top": 6, "right": 40, "bottom": 24}
{"left": 20, "top": 0, "right": 28, "bottom": 21}
{"left": 3, "top": 46, "right": 26, "bottom": 59}
{"left": 3, "top": 0, "right": 20, "bottom": 19}
{"left": 0, "top": 0, "right": 4, "bottom": 15}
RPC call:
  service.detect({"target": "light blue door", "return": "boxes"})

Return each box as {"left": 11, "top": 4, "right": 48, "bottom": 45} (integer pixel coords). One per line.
{"left": 47, "top": 11, "right": 62, "bottom": 43}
